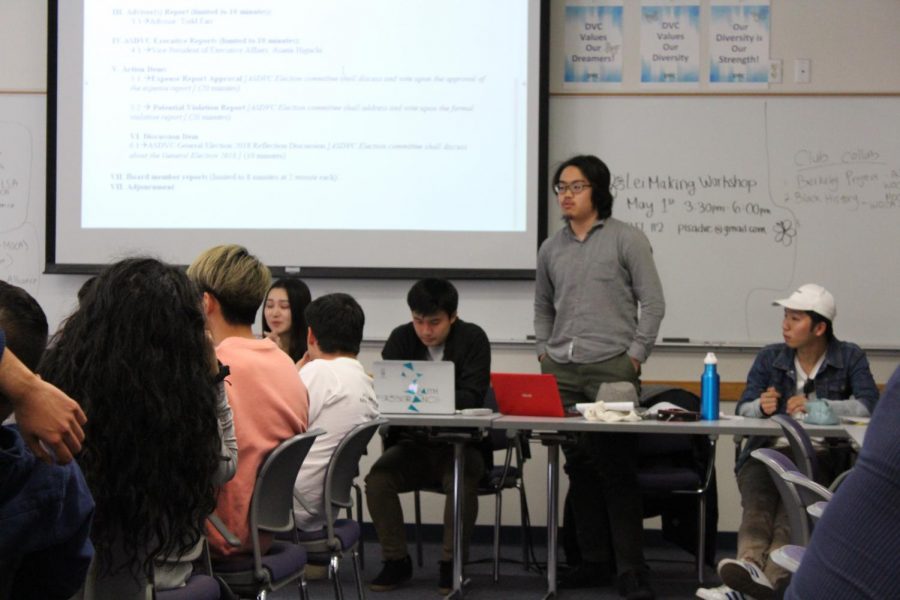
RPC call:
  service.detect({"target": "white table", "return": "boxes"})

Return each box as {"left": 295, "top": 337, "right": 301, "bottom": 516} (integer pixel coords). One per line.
{"left": 843, "top": 424, "right": 867, "bottom": 448}
{"left": 382, "top": 413, "right": 498, "bottom": 599}
{"left": 491, "top": 415, "right": 851, "bottom": 599}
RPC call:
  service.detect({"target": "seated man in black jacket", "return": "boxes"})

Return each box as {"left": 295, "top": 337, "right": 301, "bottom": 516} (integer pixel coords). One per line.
{"left": 366, "top": 278, "right": 491, "bottom": 594}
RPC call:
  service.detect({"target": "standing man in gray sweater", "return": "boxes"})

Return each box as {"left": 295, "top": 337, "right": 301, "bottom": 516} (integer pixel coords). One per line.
{"left": 534, "top": 154, "right": 665, "bottom": 600}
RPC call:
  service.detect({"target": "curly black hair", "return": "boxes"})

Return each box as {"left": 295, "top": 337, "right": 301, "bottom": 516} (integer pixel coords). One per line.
{"left": 39, "top": 258, "right": 222, "bottom": 579}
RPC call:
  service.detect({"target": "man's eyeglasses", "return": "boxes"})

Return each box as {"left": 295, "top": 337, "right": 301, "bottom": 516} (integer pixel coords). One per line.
{"left": 553, "top": 181, "right": 592, "bottom": 195}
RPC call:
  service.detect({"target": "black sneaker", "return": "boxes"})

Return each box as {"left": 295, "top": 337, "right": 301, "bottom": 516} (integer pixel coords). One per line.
{"left": 369, "top": 555, "right": 413, "bottom": 592}
{"left": 617, "top": 569, "right": 655, "bottom": 600}
{"left": 438, "top": 560, "right": 453, "bottom": 594}
{"left": 558, "top": 562, "right": 613, "bottom": 589}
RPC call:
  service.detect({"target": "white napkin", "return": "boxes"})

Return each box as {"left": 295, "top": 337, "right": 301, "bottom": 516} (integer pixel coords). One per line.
{"left": 577, "top": 401, "right": 642, "bottom": 422}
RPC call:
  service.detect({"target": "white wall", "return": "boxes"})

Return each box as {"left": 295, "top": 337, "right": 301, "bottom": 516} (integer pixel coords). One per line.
{"left": 2, "top": 0, "right": 898, "bottom": 536}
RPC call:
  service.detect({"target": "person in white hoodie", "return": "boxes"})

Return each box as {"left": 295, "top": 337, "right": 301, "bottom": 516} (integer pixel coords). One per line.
{"left": 293, "top": 293, "right": 379, "bottom": 531}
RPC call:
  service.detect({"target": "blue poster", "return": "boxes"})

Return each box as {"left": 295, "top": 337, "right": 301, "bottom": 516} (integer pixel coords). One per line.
{"left": 564, "top": 3, "right": 624, "bottom": 85}
{"left": 710, "top": 2, "right": 770, "bottom": 85}
{"left": 640, "top": 4, "right": 700, "bottom": 84}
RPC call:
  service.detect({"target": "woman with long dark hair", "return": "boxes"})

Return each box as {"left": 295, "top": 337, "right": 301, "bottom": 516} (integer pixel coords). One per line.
{"left": 40, "top": 257, "right": 237, "bottom": 597}
{"left": 262, "top": 278, "right": 312, "bottom": 364}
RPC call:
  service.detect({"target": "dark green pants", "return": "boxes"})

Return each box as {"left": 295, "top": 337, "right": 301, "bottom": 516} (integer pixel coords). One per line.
{"left": 541, "top": 353, "right": 646, "bottom": 573}
{"left": 365, "top": 440, "right": 485, "bottom": 562}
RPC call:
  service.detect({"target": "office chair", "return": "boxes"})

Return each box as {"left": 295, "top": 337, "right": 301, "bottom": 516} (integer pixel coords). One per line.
{"left": 212, "top": 429, "right": 323, "bottom": 600}
{"left": 295, "top": 418, "right": 386, "bottom": 600}
{"left": 749, "top": 448, "right": 810, "bottom": 545}
{"left": 153, "top": 537, "right": 222, "bottom": 600}
{"left": 769, "top": 545, "right": 805, "bottom": 574}
{"left": 638, "top": 386, "right": 717, "bottom": 584}
{"left": 771, "top": 414, "right": 820, "bottom": 481}
{"left": 154, "top": 575, "right": 222, "bottom": 600}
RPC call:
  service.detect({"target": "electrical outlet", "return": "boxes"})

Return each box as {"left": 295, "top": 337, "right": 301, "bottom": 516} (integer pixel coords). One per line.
{"left": 769, "top": 59, "right": 783, "bottom": 84}
{"left": 794, "top": 59, "right": 811, "bottom": 83}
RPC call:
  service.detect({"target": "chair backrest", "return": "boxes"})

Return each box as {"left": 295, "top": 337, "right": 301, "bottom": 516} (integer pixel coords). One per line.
{"left": 771, "top": 414, "right": 820, "bottom": 481}
{"left": 483, "top": 387, "right": 509, "bottom": 451}
{"left": 250, "top": 429, "right": 323, "bottom": 537}
{"left": 750, "top": 448, "right": 810, "bottom": 544}
{"left": 781, "top": 470, "right": 833, "bottom": 543}
{"left": 807, "top": 501, "right": 828, "bottom": 524}
{"left": 638, "top": 386, "right": 702, "bottom": 457}
{"left": 323, "top": 419, "right": 387, "bottom": 525}
{"left": 782, "top": 470, "right": 833, "bottom": 507}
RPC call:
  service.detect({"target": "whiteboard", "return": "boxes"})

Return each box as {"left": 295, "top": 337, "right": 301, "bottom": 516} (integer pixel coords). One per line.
{"left": 550, "top": 96, "right": 900, "bottom": 346}
{"left": 3, "top": 93, "right": 900, "bottom": 346}
{"left": 1, "top": 94, "right": 84, "bottom": 332}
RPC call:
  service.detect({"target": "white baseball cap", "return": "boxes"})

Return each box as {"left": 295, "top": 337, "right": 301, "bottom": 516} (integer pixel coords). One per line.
{"left": 773, "top": 284, "right": 836, "bottom": 321}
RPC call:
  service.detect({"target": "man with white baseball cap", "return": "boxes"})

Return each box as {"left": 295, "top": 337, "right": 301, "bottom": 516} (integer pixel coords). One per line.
{"left": 773, "top": 283, "right": 836, "bottom": 321}
{"left": 697, "top": 283, "right": 879, "bottom": 600}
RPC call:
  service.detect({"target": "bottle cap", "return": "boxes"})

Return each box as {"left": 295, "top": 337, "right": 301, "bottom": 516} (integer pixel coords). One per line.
{"left": 704, "top": 352, "right": 717, "bottom": 365}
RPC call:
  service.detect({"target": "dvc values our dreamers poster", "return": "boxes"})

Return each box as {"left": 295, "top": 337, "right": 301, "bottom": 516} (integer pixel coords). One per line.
{"left": 564, "top": 1, "right": 624, "bottom": 86}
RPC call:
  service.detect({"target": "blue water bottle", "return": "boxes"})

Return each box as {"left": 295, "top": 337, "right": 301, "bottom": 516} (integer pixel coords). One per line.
{"left": 700, "top": 352, "right": 720, "bottom": 421}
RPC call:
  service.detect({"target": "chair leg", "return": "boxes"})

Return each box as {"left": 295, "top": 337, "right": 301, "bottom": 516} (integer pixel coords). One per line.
{"left": 518, "top": 482, "right": 531, "bottom": 571}
{"left": 331, "top": 555, "right": 344, "bottom": 600}
{"left": 354, "top": 482, "right": 365, "bottom": 570}
{"left": 352, "top": 549, "right": 367, "bottom": 600}
{"left": 298, "top": 574, "right": 310, "bottom": 600}
{"left": 697, "top": 493, "right": 707, "bottom": 584}
{"left": 493, "top": 491, "right": 503, "bottom": 583}
{"left": 414, "top": 489, "right": 424, "bottom": 568}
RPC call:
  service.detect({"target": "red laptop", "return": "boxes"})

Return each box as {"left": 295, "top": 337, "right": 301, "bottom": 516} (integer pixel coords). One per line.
{"left": 491, "top": 373, "right": 574, "bottom": 418}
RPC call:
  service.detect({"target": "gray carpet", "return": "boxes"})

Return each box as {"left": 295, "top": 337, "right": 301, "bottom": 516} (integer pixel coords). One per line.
{"left": 268, "top": 535, "right": 729, "bottom": 600}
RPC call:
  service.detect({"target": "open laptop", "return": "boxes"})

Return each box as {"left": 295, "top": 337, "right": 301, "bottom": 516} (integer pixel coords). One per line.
{"left": 373, "top": 360, "right": 456, "bottom": 415}
{"left": 491, "top": 372, "right": 576, "bottom": 418}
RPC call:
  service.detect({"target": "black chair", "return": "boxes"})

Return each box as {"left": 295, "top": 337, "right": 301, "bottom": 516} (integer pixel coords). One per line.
{"left": 411, "top": 389, "right": 533, "bottom": 582}
{"left": 295, "top": 418, "right": 386, "bottom": 600}
{"left": 211, "top": 429, "right": 323, "bottom": 600}
{"left": 638, "top": 386, "right": 718, "bottom": 584}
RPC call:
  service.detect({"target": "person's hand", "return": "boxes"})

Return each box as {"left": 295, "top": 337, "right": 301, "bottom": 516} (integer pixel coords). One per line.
{"left": 629, "top": 356, "right": 642, "bottom": 376}
{"left": 760, "top": 386, "right": 780, "bottom": 416}
{"left": 537, "top": 353, "right": 546, "bottom": 363}
{"left": 786, "top": 394, "right": 808, "bottom": 416}
{"left": 295, "top": 351, "right": 312, "bottom": 370}
{"left": 264, "top": 331, "right": 284, "bottom": 350}
{"left": 15, "top": 377, "right": 87, "bottom": 464}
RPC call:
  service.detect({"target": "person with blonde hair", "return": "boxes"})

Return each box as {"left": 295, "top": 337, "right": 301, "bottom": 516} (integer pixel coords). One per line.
{"left": 187, "top": 244, "right": 309, "bottom": 558}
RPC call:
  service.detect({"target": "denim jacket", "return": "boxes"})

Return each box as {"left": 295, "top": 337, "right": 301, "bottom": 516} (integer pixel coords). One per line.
{"left": 734, "top": 338, "right": 879, "bottom": 472}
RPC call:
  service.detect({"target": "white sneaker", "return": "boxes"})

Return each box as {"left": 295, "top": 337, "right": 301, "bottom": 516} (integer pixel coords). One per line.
{"left": 718, "top": 558, "right": 774, "bottom": 599}
{"left": 695, "top": 584, "right": 752, "bottom": 600}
